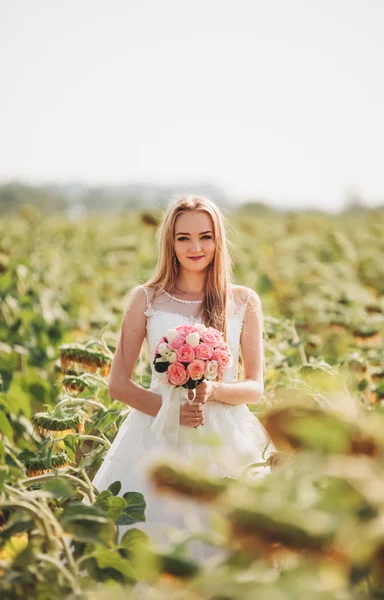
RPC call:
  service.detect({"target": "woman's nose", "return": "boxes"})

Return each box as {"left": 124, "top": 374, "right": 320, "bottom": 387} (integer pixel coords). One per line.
{"left": 190, "top": 240, "right": 201, "bottom": 251}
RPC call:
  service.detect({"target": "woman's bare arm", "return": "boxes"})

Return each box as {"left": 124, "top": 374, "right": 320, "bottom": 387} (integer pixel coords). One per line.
{"left": 210, "top": 288, "right": 264, "bottom": 405}
{"left": 108, "top": 286, "right": 162, "bottom": 417}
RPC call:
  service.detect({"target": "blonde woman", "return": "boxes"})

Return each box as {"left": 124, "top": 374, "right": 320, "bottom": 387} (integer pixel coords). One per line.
{"left": 90, "top": 195, "right": 276, "bottom": 560}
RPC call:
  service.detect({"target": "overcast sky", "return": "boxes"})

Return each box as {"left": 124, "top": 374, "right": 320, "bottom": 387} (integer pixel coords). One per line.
{"left": 1, "top": 0, "right": 383, "bottom": 210}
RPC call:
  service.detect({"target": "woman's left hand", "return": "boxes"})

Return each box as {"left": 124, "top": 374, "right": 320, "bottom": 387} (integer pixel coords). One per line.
{"left": 187, "top": 380, "right": 215, "bottom": 404}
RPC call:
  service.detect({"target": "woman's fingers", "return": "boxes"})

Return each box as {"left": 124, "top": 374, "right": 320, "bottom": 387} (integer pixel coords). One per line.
{"left": 188, "top": 382, "right": 211, "bottom": 404}
{"left": 188, "top": 388, "right": 204, "bottom": 403}
{"left": 180, "top": 402, "right": 205, "bottom": 427}
{"left": 188, "top": 388, "right": 207, "bottom": 404}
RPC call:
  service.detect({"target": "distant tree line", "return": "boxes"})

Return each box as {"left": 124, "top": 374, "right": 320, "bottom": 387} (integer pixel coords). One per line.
{"left": 0, "top": 182, "right": 230, "bottom": 216}
{"left": 0, "top": 182, "right": 68, "bottom": 215}
{"left": 0, "top": 182, "right": 382, "bottom": 217}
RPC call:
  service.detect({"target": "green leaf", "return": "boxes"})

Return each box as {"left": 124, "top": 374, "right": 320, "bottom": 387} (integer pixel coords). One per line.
{"left": 106, "top": 496, "right": 126, "bottom": 521}
{"left": 94, "top": 489, "right": 113, "bottom": 511}
{"left": 0, "top": 410, "right": 13, "bottom": 440}
{"left": 61, "top": 502, "right": 116, "bottom": 545}
{"left": 158, "top": 552, "right": 200, "bottom": 578}
{"left": 120, "top": 527, "right": 149, "bottom": 552}
{"left": 108, "top": 480, "right": 122, "bottom": 496}
{"left": 92, "top": 545, "right": 137, "bottom": 581}
{"left": 93, "top": 409, "right": 121, "bottom": 433}
{"left": 3, "top": 372, "right": 31, "bottom": 418}
{"left": 0, "top": 512, "right": 35, "bottom": 540}
{"left": 116, "top": 492, "right": 146, "bottom": 526}
{"left": 42, "top": 476, "right": 75, "bottom": 499}
{"left": 0, "top": 464, "right": 8, "bottom": 491}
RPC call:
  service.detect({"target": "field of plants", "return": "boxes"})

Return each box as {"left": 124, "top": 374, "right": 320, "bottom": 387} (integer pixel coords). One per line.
{"left": 1, "top": 204, "right": 384, "bottom": 599}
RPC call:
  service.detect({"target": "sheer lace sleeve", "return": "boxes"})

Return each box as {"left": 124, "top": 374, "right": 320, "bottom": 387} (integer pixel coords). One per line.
{"left": 231, "top": 286, "right": 255, "bottom": 334}
{"left": 240, "top": 289, "right": 255, "bottom": 335}
{"left": 139, "top": 286, "right": 204, "bottom": 321}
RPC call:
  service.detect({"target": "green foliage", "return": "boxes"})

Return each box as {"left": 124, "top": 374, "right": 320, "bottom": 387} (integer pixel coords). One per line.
{"left": 1, "top": 207, "right": 384, "bottom": 597}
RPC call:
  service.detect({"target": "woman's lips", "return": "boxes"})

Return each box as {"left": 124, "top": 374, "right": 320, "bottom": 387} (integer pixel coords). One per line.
{"left": 188, "top": 256, "right": 204, "bottom": 261}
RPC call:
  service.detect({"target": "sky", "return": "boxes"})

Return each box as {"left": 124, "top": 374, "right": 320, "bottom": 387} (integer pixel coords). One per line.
{"left": 1, "top": 0, "right": 383, "bottom": 211}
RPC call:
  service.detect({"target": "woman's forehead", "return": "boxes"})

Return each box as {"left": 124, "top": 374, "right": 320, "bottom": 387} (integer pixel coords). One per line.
{"left": 175, "top": 210, "right": 213, "bottom": 233}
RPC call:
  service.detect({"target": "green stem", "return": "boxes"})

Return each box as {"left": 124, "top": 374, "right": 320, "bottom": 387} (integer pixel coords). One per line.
{"left": 13, "top": 487, "right": 80, "bottom": 579}
{"left": 291, "top": 324, "right": 307, "bottom": 365}
{"left": 0, "top": 501, "right": 56, "bottom": 545}
{"left": 36, "top": 552, "right": 81, "bottom": 595}
{"left": 84, "top": 339, "right": 113, "bottom": 358}
{"left": 66, "top": 372, "right": 108, "bottom": 386}
{"left": 3, "top": 487, "right": 80, "bottom": 577}
{"left": 261, "top": 439, "right": 271, "bottom": 459}
{"left": 33, "top": 496, "right": 79, "bottom": 576}
{"left": 56, "top": 398, "right": 106, "bottom": 411}
{"left": 75, "top": 553, "right": 95, "bottom": 568}
{"left": 49, "top": 434, "right": 111, "bottom": 448}
{"left": 79, "top": 468, "right": 96, "bottom": 504}
{"left": 78, "top": 434, "right": 111, "bottom": 447}
{"left": 18, "top": 472, "right": 94, "bottom": 502}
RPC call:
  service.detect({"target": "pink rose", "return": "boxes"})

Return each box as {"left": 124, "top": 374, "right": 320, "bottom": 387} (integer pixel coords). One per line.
{"left": 214, "top": 349, "right": 233, "bottom": 370}
{"left": 168, "top": 335, "right": 185, "bottom": 349}
{"left": 187, "top": 359, "right": 205, "bottom": 381}
{"left": 176, "top": 324, "right": 197, "bottom": 338}
{"left": 155, "top": 336, "right": 167, "bottom": 353}
{"left": 211, "top": 328, "right": 224, "bottom": 343}
{"left": 168, "top": 362, "right": 188, "bottom": 386}
{"left": 215, "top": 341, "right": 230, "bottom": 352}
{"left": 194, "top": 342, "right": 214, "bottom": 360}
{"left": 176, "top": 344, "right": 195, "bottom": 363}
{"left": 201, "top": 327, "right": 220, "bottom": 345}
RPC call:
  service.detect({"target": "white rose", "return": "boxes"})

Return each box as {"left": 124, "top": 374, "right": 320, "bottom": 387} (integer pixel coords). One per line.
{"left": 205, "top": 360, "right": 219, "bottom": 380}
{"left": 166, "top": 329, "right": 179, "bottom": 342}
{"left": 157, "top": 342, "right": 169, "bottom": 357}
{"left": 194, "top": 323, "right": 207, "bottom": 334}
{"left": 165, "top": 350, "right": 177, "bottom": 363}
{"left": 185, "top": 331, "right": 200, "bottom": 348}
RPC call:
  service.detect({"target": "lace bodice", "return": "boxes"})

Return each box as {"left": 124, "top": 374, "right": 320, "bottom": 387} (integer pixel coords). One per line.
{"left": 139, "top": 285, "right": 252, "bottom": 389}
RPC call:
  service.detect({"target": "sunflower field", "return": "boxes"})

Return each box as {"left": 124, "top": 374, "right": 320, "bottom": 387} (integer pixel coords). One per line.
{"left": 1, "top": 205, "right": 384, "bottom": 599}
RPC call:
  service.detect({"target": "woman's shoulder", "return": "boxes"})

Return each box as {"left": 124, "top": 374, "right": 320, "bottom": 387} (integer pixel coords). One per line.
{"left": 123, "top": 284, "right": 155, "bottom": 308}
{"left": 230, "top": 286, "right": 262, "bottom": 318}
{"left": 230, "top": 284, "right": 259, "bottom": 303}
{"left": 134, "top": 284, "right": 157, "bottom": 299}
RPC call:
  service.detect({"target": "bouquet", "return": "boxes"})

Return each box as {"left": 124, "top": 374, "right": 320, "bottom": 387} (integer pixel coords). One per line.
{"left": 150, "top": 323, "right": 232, "bottom": 444}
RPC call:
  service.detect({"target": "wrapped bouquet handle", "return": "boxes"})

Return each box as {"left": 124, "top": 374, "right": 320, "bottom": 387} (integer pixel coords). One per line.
{"left": 151, "top": 381, "right": 189, "bottom": 444}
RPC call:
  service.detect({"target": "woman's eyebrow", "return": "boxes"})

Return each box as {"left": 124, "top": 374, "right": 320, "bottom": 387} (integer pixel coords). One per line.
{"left": 175, "top": 230, "right": 213, "bottom": 235}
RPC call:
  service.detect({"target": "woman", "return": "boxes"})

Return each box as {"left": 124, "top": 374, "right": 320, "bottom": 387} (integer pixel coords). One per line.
{"left": 90, "top": 195, "right": 276, "bottom": 561}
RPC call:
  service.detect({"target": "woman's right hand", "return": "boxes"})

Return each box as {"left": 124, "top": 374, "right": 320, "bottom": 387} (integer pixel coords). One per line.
{"left": 180, "top": 402, "right": 205, "bottom": 427}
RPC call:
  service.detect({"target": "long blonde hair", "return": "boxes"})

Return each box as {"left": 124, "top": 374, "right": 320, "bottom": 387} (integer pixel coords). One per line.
{"left": 143, "top": 195, "right": 234, "bottom": 341}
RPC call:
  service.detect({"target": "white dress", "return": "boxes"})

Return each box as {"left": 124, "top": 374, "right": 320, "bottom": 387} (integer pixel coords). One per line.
{"left": 89, "top": 285, "right": 276, "bottom": 562}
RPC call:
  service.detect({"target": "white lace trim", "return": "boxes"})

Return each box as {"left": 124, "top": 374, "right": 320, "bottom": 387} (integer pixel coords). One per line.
{"left": 161, "top": 289, "right": 204, "bottom": 304}
{"left": 140, "top": 285, "right": 150, "bottom": 312}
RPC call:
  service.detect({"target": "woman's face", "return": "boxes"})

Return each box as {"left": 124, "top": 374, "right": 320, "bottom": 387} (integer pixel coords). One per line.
{"left": 174, "top": 210, "right": 216, "bottom": 272}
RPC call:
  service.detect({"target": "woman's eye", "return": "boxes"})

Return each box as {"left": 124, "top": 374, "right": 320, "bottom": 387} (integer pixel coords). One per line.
{"left": 177, "top": 236, "right": 212, "bottom": 241}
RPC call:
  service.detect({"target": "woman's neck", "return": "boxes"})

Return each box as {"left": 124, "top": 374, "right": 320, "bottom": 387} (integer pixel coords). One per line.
{"left": 174, "top": 271, "right": 207, "bottom": 295}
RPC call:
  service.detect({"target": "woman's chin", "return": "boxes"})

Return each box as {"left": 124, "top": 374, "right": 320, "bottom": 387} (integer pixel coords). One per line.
{"left": 182, "top": 261, "right": 208, "bottom": 271}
